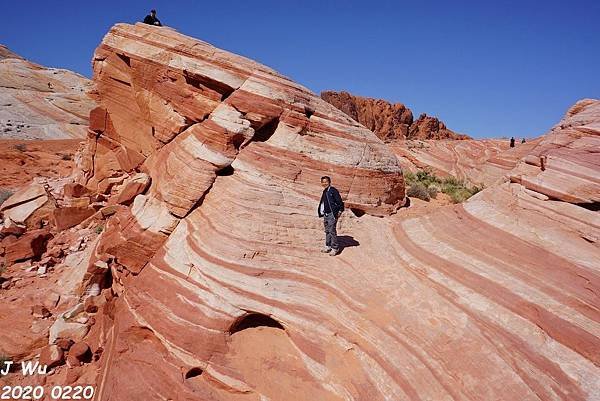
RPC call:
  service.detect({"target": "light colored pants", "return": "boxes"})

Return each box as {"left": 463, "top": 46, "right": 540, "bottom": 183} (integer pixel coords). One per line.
{"left": 323, "top": 213, "right": 339, "bottom": 250}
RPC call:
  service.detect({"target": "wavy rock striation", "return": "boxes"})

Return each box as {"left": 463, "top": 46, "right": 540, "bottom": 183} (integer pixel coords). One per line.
{"left": 3, "top": 25, "right": 598, "bottom": 401}
{"left": 0, "top": 45, "right": 95, "bottom": 140}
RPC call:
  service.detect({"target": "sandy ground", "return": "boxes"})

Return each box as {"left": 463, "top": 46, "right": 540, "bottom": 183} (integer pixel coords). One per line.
{"left": 0, "top": 139, "right": 81, "bottom": 193}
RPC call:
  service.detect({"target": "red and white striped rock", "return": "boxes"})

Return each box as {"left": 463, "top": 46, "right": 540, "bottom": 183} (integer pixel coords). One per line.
{"left": 510, "top": 99, "right": 600, "bottom": 205}
{"left": 73, "top": 24, "right": 600, "bottom": 401}
{"left": 391, "top": 137, "right": 541, "bottom": 186}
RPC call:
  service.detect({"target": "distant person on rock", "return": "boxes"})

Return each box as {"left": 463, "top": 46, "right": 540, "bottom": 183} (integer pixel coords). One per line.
{"left": 510, "top": 137, "right": 515, "bottom": 148}
{"left": 318, "top": 176, "right": 344, "bottom": 256}
{"left": 143, "top": 9, "right": 162, "bottom": 26}
{"left": 521, "top": 138, "right": 526, "bottom": 143}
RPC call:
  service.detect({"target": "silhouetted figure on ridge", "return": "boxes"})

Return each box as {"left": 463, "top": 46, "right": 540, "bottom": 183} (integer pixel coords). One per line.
{"left": 510, "top": 137, "right": 515, "bottom": 148}
{"left": 521, "top": 138, "right": 526, "bottom": 143}
{"left": 143, "top": 9, "right": 162, "bottom": 26}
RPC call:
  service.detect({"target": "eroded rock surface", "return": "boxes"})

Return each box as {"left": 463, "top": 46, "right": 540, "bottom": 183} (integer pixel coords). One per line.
{"left": 510, "top": 99, "right": 600, "bottom": 206}
{"left": 0, "top": 45, "right": 96, "bottom": 140}
{"left": 391, "top": 137, "right": 541, "bottom": 186}
{"left": 321, "top": 90, "right": 469, "bottom": 141}
{"left": 1, "top": 24, "right": 598, "bottom": 401}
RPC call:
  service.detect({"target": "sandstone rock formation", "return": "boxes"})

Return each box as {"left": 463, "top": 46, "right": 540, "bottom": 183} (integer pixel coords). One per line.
{"left": 0, "top": 45, "right": 96, "bottom": 140}
{"left": 409, "top": 113, "right": 470, "bottom": 140}
{"left": 1, "top": 24, "right": 599, "bottom": 401}
{"left": 321, "top": 90, "right": 469, "bottom": 141}
{"left": 0, "top": 44, "right": 24, "bottom": 60}
{"left": 320, "top": 90, "right": 413, "bottom": 141}
{"left": 391, "top": 137, "right": 541, "bottom": 186}
{"left": 509, "top": 98, "right": 600, "bottom": 206}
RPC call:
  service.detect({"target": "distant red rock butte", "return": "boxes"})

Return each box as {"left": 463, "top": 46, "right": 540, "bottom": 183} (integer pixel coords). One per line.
{"left": 321, "top": 90, "right": 470, "bottom": 141}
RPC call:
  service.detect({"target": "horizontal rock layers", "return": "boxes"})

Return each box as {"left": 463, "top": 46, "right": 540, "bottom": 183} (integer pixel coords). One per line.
{"left": 321, "top": 90, "right": 469, "bottom": 141}
{"left": 0, "top": 45, "right": 96, "bottom": 140}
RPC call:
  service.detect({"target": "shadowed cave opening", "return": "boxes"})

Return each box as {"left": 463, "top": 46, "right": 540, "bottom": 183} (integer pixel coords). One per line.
{"left": 350, "top": 208, "right": 366, "bottom": 217}
{"left": 253, "top": 117, "right": 280, "bottom": 142}
{"left": 185, "top": 367, "right": 204, "bottom": 379}
{"left": 228, "top": 313, "right": 284, "bottom": 334}
{"left": 183, "top": 71, "right": 235, "bottom": 101}
{"left": 304, "top": 105, "right": 315, "bottom": 118}
{"left": 216, "top": 165, "right": 234, "bottom": 176}
{"left": 576, "top": 202, "right": 600, "bottom": 212}
{"left": 116, "top": 53, "right": 131, "bottom": 67}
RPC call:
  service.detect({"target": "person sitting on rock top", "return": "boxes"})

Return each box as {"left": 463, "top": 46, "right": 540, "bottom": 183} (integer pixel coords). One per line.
{"left": 521, "top": 138, "right": 526, "bottom": 143}
{"left": 317, "top": 176, "right": 344, "bottom": 256}
{"left": 143, "top": 9, "right": 162, "bottom": 26}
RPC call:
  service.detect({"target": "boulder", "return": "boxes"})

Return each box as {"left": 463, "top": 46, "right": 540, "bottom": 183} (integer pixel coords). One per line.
{"left": 0, "top": 183, "right": 49, "bottom": 224}
{"left": 31, "top": 305, "right": 51, "bottom": 318}
{"left": 67, "top": 342, "right": 92, "bottom": 365}
{"left": 52, "top": 207, "right": 95, "bottom": 231}
{"left": 4, "top": 228, "right": 52, "bottom": 264}
{"left": 39, "top": 344, "right": 64, "bottom": 369}
{"left": 114, "top": 173, "right": 151, "bottom": 205}
{"left": 49, "top": 318, "right": 89, "bottom": 344}
{"left": 63, "top": 183, "right": 90, "bottom": 199}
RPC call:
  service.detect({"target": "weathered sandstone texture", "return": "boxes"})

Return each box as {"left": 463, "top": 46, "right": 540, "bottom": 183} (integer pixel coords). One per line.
{"left": 509, "top": 98, "right": 600, "bottom": 206}
{"left": 0, "top": 45, "right": 96, "bottom": 140}
{"left": 391, "top": 137, "right": 541, "bottom": 186}
{"left": 321, "top": 90, "right": 469, "bottom": 141}
{"left": 1, "top": 24, "right": 598, "bottom": 401}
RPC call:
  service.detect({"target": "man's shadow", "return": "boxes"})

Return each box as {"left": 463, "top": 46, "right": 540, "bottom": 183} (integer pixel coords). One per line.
{"left": 337, "top": 235, "right": 360, "bottom": 254}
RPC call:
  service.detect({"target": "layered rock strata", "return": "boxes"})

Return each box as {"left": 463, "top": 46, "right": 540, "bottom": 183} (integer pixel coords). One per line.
{"left": 0, "top": 45, "right": 95, "bottom": 140}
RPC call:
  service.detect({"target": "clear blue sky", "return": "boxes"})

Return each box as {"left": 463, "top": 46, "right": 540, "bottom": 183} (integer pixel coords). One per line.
{"left": 1, "top": 0, "right": 598, "bottom": 138}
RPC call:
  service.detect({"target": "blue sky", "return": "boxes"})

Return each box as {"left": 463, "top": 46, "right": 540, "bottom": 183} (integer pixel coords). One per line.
{"left": 1, "top": 0, "right": 598, "bottom": 138}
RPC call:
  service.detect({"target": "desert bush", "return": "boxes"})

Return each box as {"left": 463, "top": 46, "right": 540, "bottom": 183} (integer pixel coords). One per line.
{"left": 404, "top": 169, "right": 482, "bottom": 203}
{"left": 95, "top": 225, "right": 104, "bottom": 234}
{"left": 0, "top": 189, "right": 14, "bottom": 206}
{"left": 407, "top": 183, "right": 431, "bottom": 201}
{"left": 13, "top": 143, "right": 26, "bottom": 152}
{"left": 427, "top": 184, "right": 439, "bottom": 199}
{"left": 61, "top": 153, "right": 72, "bottom": 161}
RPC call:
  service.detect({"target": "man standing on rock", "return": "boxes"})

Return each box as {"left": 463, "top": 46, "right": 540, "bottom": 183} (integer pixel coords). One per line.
{"left": 143, "top": 9, "right": 162, "bottom": 26}
{"left": 318, "top": 176, "right": 344, "bottom": 256}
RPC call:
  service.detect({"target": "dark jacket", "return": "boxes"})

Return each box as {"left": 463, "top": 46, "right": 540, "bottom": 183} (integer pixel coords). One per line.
{"left": 318, "top": 186, "right": 344, "bottom": 217}
{"left": 143, "top": 14, "right": 162, "bottom": 26}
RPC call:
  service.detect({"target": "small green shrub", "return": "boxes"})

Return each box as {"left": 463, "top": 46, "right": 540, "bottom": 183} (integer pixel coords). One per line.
{"left": 61, "top": 153, "right": 72, "bottom": 161}
{"left": 95, "top": 225, "right": 104, "bottom": 234}
{"left": 427, "top": 184, "right": 439, "bottom": 199}
{"left": 404, "top": 169, "right": 482, "bottom": 204}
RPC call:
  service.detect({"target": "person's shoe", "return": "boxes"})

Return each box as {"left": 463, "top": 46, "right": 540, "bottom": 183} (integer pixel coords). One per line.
{"left": 321, "top": 247, "right": 332, "bottom": 253}
{"left": 329, "top": 248, "right": 340, "bottom": 256}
